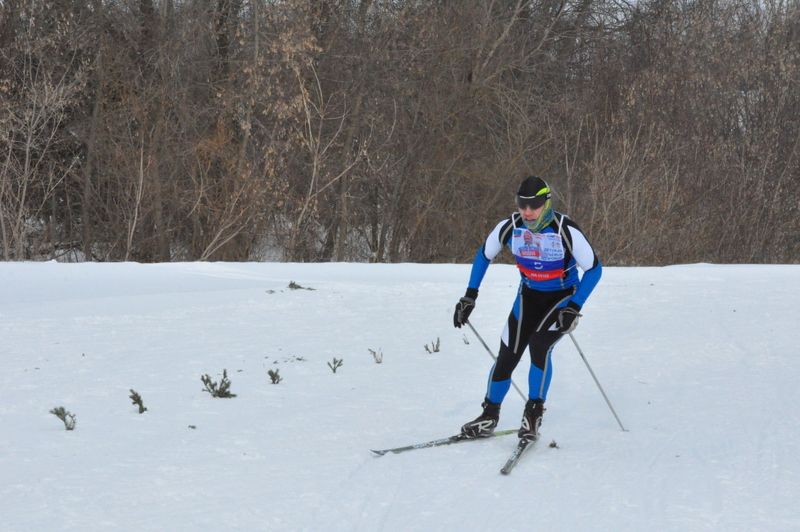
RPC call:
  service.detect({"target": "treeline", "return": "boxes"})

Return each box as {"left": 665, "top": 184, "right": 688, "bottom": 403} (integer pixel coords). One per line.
{"left": 1, "top": 0, "right": 798, "bottom": 264}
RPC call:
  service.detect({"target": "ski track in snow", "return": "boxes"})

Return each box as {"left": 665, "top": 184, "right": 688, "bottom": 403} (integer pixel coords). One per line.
{"left": 1, "top": 262, "right": 799, "bottom": 531}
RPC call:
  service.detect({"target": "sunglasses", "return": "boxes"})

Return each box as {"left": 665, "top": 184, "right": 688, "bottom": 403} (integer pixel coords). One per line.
{"left": 516, "top": 192, "right": 550, "bottom": 210}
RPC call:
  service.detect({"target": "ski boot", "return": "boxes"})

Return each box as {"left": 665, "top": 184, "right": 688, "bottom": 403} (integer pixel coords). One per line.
{"left": 518, "top": 399, "right": 545, "bottom": 441}
{"left": 460, "top": 400, "right": 500, "bottom": 438}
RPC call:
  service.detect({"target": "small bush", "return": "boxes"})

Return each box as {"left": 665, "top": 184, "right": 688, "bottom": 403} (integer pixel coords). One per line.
{"left": 368, "top": 348, "right": 383, "bottom": 364}
{"left": 50, "top": 406, "right": 76, "bottom": 430}
{"left": 268, "top": 368, "right": 283, "bottom": 384}
{"left": 201, "top": 369, "right": 237, "bottom": 398}
{"left": 129, "top": 389, "right": 147, "bottom": 414}
{"left": 424, "top": 338, "right": 441, "bottom": 353}
{"left": 328, "top": 357, "right": 344, "bottom": 373}
{"left": 288, "top": 281, "right": 315, "bottom": 291}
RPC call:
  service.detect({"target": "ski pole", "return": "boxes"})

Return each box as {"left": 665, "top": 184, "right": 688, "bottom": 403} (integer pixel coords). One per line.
{"left": 465, "top": 320, "right": 527, "bottom": 402}
{"left": 568, "top": 332, "right": 627, "bottom": 432}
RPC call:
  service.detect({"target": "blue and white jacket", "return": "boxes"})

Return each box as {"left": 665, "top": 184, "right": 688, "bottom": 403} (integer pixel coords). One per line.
{"left": 468, "top": 211, "right": 602, "bottom": 308}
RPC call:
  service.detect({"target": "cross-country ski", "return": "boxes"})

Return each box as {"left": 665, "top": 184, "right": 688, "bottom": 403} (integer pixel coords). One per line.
{"left": 371, "top": 429, "right": 516, "bottom": 456}
{"left": 500, "top": 436, "right": 538, "bottom": 475}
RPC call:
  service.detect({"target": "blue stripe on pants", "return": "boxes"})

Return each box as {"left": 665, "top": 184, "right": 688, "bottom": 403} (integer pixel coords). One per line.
{"left": 487, "top": 377, "right": 512, "bottom": 404}
{"left": 528, "top": 354, "right": 553, "bottom": 400}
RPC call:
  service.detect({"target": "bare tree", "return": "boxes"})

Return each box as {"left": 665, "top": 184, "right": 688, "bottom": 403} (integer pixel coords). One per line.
{"left": 0, "top": 0, "right": 796, "bottom": 265}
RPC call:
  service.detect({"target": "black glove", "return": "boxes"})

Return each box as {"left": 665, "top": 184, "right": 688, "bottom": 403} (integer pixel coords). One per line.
{"left": 557, "top": 301, "right": 582, "bottom": 333}
{"left": 453, "top": 288, "right": 479, "bottom": 328}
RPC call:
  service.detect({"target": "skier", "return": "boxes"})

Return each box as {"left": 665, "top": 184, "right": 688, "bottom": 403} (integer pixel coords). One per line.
{"left": 453, "top": 175, "right": 602, "bottom": 441}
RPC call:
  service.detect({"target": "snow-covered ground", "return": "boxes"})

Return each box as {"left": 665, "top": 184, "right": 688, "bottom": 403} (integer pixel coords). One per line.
{"left": 1, "top": 261, "right": 799, "bottom": 532}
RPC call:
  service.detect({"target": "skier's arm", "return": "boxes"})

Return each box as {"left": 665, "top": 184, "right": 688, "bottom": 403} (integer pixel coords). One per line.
{"left": 467, "top": 218, "right": 510, "bottom": 291}
{"left": 566, "top": 225, "right": 602, "bottom": 308}
{"left": 454, "top": 218, "right": 514, "bottom": 328}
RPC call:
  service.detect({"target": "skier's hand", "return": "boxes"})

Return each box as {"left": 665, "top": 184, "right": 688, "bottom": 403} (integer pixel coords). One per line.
{"left": 557, "top": 301, "right": 582, "bottom": 334}
{"left": 453, "top": 288, "right": 478, "bottom": 328}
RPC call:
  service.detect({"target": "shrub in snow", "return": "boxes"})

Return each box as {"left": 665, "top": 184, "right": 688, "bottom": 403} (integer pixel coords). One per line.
{"left": 288, "top": 281, "right": 315, "bottom": 291}
{"left": 201, "top": 369, "right": 237, "bottom": 398}
{"left": 129, "top": 389, "right": 147, "bottom": 413}
{"left": 424, "top": 338, "right": 441, "bottom": 353}
{"left": 328, "top": 357, "right": 343, "bottom": 373}
{"left": 50, "top": 406, "right": 76, "bottom": 430}
{"left": 267, "top": 368, "right": 282, "bottom": 384}
{"left": 369, "top": 348, "right": 383, "bottom": 364}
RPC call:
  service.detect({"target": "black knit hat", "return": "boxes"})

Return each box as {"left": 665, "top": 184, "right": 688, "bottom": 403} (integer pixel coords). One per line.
{"left": 516, "top": 176, "right": 551, "bottom": 209}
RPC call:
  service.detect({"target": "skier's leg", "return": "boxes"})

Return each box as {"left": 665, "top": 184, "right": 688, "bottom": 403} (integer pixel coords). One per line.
{"left": 485, "top": 292, "right": 529, "bottom": 404}
{"left": 524, "top": 289, "right": 573, "bottom": 401}
{"left": 462, "top": 292, "right": 530, "bottom": 438}
{"left": 528, "top": 331, "right": 562, "bottom": 401}
{"left": 518, "top": 290, "right": 571, "bottom": 439}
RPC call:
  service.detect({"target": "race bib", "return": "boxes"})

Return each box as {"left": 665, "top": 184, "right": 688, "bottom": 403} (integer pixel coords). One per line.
{"left": 512, "top": 229, "right": 565, "bottom": 281}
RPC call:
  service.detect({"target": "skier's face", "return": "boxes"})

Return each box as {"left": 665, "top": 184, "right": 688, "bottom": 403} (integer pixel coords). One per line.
{"left": 518, "top": 204, "right": 544, "bottom": 223}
